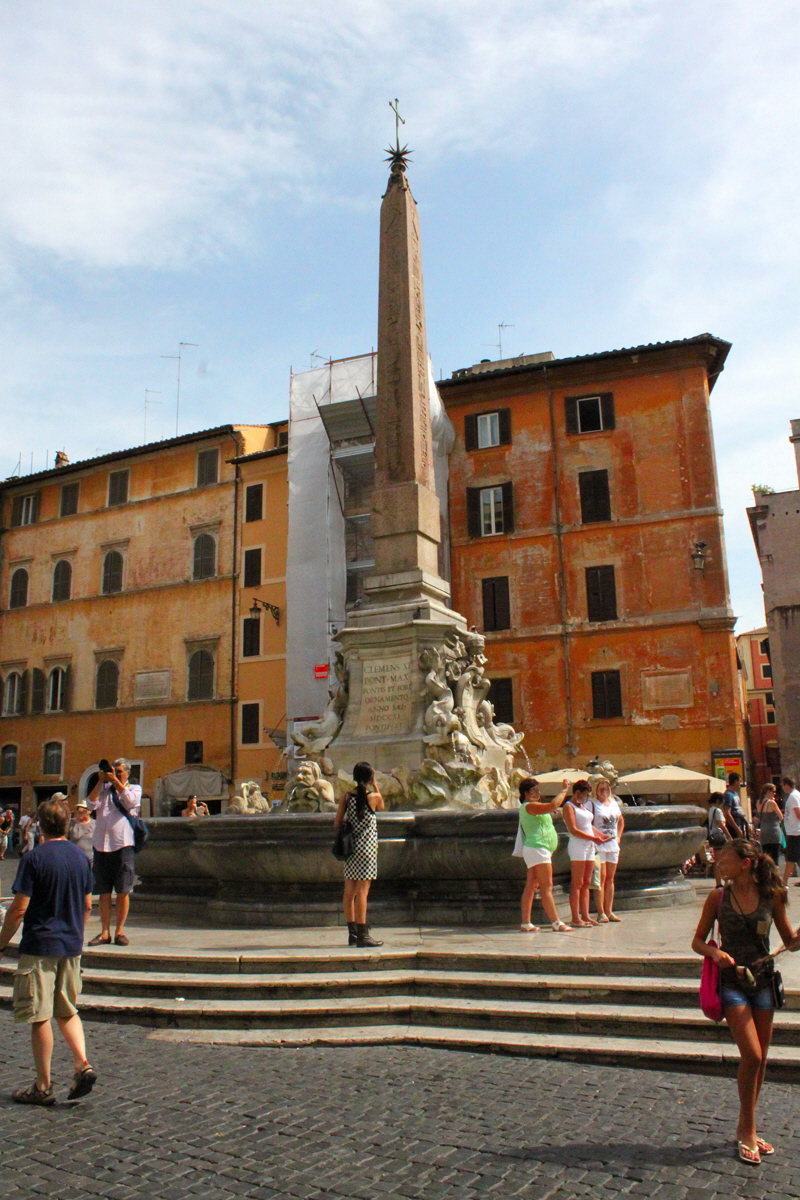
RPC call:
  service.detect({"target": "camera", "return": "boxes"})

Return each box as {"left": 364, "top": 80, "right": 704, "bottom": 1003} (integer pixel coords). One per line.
{"left": 97, "top": 759, "right": 114, "bottom": 774}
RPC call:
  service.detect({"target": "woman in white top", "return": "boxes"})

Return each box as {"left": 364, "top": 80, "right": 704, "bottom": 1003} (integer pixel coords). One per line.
{"left": 588, "top": 778, "right": 625, "bottom": 922}
{"left": 563, "top": 780, "right": 609, "bottom": 926}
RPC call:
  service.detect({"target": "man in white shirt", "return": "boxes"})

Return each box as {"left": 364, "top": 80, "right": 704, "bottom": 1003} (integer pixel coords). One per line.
{"left": 781, "top": 776, "right": 800, "bottom": 885}
{"left": 86, "top": 758, "right": 141, "bottom": 946}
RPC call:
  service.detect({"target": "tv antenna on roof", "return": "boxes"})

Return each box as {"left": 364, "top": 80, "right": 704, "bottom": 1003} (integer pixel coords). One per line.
{"left": 161, "top": 342, "right": 198, "bottom": 436}
{"left": 144, "top": 390, "right": 162, "bottom": 442}
{"left": 483, "top": 322, "right": 515, "bottom": 361}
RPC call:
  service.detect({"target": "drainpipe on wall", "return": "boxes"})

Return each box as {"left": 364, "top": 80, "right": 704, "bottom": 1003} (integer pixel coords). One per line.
{"left": 544, "top": 366, "right": 576, "bottom": 760}
{"left": 230, "top": 439, "right": 241, "bottom": 799}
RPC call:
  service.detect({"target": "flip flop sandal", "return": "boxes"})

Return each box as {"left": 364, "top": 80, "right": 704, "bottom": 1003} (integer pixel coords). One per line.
{"left": 88, "top": 934, "right": 112, "bottom": 946}
{"left": 68, "top": 1065, "right": 97, "bottom": 1101}
{"left": 596, "top": 915, "right": 610, "bottom": 923}
{"left": 12, "top": 1082, "right": 55, "bottom": 1106}
{"left": 738, "top": 1141, "right": 761, "bottom": 1165}
{"left": 608, "top": 914, "right": 622, "bottom": 922}
{"left": 114, "top": 934, "right": 130, "bottom": 946}
{"left": 551, "top": 922, "right": 573, "bottom": 933}
{"left": 519, "top": 924, "right": 539, "bottom": 932}
{"left": 756, "top": 1138, "right": 774, "bottom": 1156}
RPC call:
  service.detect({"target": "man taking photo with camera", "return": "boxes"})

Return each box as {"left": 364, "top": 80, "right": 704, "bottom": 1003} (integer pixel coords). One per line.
{"left": 87, "top": 757, "right": 141, "bottom": 946}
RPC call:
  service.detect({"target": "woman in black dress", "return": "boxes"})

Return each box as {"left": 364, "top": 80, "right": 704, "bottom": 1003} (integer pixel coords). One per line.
{"left": 334, "top": 761, "right": 384, "bottom": 947}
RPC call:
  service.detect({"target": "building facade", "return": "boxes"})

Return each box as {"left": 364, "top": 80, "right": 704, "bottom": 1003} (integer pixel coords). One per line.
{"left": 747, "top": 418, "right": 800, "bottom": 786}
{"left": 0, "top": 423, "right": 288, "bottom": 817}
{"left": 736, "top": 626, "right": 780, "bottom": 792}
{"left": 440, "top": 335, "right": 744, "bottom": 775}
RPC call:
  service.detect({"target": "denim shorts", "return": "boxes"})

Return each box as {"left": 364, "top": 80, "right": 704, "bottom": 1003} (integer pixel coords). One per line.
{"left": 721, "top": 983, "right": 774, "bottom": 1011}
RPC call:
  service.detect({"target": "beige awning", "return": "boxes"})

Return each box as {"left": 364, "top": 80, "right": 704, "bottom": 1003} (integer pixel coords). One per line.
{"left": 615, "top": 766, "right": 727, "bottom": 795}
{"left": 524, "top": 769, "right": 595, "bottom": 797}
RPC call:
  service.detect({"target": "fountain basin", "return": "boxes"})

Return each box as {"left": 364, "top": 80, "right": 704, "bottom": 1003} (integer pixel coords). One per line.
{"left": 132, "top": 805, "right": 706, "bottom": 927}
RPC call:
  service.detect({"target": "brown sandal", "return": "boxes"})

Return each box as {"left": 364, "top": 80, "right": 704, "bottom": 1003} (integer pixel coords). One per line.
{"left": 12, "top": 1082, "right": 55, "bottom": 1106}
{"left": 114, "top": 933, "right": 130, "bottom": 946}
{"left": 68, "top": 1065, "right": 97, "bottom": 1100}
{"left": 88, "top": 934, "right": 111, "bottom": 946}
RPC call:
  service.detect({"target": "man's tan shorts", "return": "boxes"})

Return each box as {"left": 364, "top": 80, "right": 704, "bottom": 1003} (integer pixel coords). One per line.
{"left": 13, "top": 954, "right": 82, "bottom": 1023}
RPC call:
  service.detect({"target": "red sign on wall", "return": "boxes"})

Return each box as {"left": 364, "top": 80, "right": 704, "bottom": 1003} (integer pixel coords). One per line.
{"left": 313, "top": 664, "right": 329, "bottom": 680}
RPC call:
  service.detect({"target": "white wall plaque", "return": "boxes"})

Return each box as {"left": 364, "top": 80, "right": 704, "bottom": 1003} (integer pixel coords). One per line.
{"left": 135, "top": 670, "right": 171, "bottom": 702}
{"left": 353, "top": 654, "right": 416, "bottom": 738}
{"left": 135, "top": 715, "right": 168, "bottom": 746}
{"left": 642, "top": 671, "right": 693, "bottom": 709}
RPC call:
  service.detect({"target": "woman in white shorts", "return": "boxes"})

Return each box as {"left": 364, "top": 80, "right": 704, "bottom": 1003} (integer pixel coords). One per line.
{"left": 588, "top": 778, "right": 625, "bottom": 922}
{"left": 563, "top": 780, "right": 609, "bottom": 926}
{"left": 517, "top": 777, "right": 572, "bottom": 933}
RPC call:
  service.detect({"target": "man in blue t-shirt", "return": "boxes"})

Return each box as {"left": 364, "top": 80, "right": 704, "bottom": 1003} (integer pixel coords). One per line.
{"left": 722, "top": 772, "right": 748, "bottom": 838}
{"left": 0, "top": 798, "right": 96, "bottom": 1105}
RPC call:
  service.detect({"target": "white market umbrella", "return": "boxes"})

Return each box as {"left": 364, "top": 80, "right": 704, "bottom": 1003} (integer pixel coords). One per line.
{"left": 525, "top": 769, "right": 596, "bottom": 797}
{"left": 615, "top": 766, "right": 726, "bottom": 796}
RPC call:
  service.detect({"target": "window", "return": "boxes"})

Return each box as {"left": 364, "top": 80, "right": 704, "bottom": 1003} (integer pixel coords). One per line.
{"left": 3, "top": 672, "right": 25, "bottom": 716}
{"left": 763, "top": 664, "right": 772, "bottom": 679}
{"left": 107, "top": 470, "right": 129, "bottom": 506}
{"left": 197, "top": 449, "right": 219, "bottom": 487}
{"left": 585, "top": 565, "right": 618, "bottom": 622}
{"left": 464, "top": 409, "right": 511, "bottom": 451}
{"left": 490, "top": 678, "right": 514, "bottom": 725}
{"left": 466, "top": 482, "right": 515, "bottom": 538}
{"left": 241, "top": 703, "right": 260, "bottom": 744}
{"left": 592, "top": 670, "right": 623, "bottom": 718}
{"left": 30, "top": 668, "right": 46, "bottom": 714}
{"left": 95, "top": 660, "right": 119, "bottom": 709}
{"left": 60, "top": 483, "right": 79, "bottom": 517}
{"left": 565, "top": 393, "right": 615, "bottom": 435}
{"left": 1, "top": 744, "right": 17, "bottom": 775}
{"left": 52, "top": 560, "right": 72, "bottom": 602}
{"left": 243, "top": 547, "right": 262, "bottom": 588}
{"left": 187, "top": 649, "right": 214, "bottom": 701}
{"left": 193, "top": 533, "right": 216, "bottom": 580}
{"left": 277, "top": 428, "right": 289, "bottom": 447}
{"left": 767, "top": 711, "right": 776, "bottom": 724}
{"left": 482, "top": 577, "right": 511, "bottom": 632}
{"left": 242, "top": 616, "right": 260, "bottom": 657}
{"left": 48, "top": 667, "right": 68, "bottom": 712}
{"left": 185, "top": 740, "right": 203, "bottom": 765}
{"left": 43, "top": 741, "right": 62, "bottom": 776}
{"left": 766, "top": 692, "right": 774, "bottom": 705}
{"left": 760, "top": 638, "right": 770, "bottom": 656}
{"left": 9, "top": 568, "right": 28, "bottom": 609}
{"left": 579, "top": 470, "right": 611, "bottom": 523}
{"left": 102, "top": 550, "right": 124, "bottom": 595}
{"left": 245, "top": 484, "right": 263, "bottom": 522}
{"left": 10, "top": 493, "right": 40, "bottom": 526}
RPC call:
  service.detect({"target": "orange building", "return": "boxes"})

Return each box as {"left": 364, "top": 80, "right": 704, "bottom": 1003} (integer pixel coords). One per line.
{"left": 440, "top": 334, "right": 744, "bottom": 775}
{"left": 0, "top": 423, "right": 287, "bottom": 818}
{"left": 736, "top": 627, "right": 780, "bottom": 792}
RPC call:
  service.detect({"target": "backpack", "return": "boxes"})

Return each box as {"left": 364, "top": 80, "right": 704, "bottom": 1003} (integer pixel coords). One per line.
{"left": 110, "top": 790, "right": 149, "bottom": 854}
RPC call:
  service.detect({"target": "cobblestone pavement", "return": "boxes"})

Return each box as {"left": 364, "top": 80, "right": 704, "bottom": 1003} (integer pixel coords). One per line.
{"left": 1, "top": 1012, "right": 799, "bottom": 1199}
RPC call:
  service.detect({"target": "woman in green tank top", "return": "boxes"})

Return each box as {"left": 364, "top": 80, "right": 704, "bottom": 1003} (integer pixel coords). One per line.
{"left": 517, "top": 777, "right": 571, "bottom": 933}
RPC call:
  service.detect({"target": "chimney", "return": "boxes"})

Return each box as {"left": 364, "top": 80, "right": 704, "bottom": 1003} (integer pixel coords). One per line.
{"left": 55, "top": 451, "right": 70, "bottom": 468}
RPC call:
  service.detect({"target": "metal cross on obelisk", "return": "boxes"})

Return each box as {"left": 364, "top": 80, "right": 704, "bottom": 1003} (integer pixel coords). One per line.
{"left": 389, "top": 98, "right": 405, "bottom": 149}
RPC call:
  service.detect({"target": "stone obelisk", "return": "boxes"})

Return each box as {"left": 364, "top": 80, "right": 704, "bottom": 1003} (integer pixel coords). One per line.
{"left": 330, "top": 146, "right": 468, "bottom": 773}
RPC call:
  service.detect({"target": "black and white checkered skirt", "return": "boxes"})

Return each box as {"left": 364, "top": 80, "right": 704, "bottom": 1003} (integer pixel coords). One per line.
{"left": 342, "top": 794, "right": 378, "bottom": 880}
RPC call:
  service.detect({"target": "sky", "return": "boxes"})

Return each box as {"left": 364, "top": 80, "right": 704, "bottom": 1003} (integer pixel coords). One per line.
{"left": 1, "top": 0, "right": 798, "bottom": 632}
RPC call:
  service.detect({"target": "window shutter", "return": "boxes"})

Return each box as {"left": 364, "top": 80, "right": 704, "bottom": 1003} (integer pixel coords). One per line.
{"left": 599, "top": 565, "right": 617, "bottom": 620}
{"left": 498, "top": 408, "right": 512, "bottom": 445}
{"left": 10, "top": 496, "right": 23, "bottom": 526}
{"left": 482, "top": 578, "right": 495, "bottom": 630}
{"left": 600, "top": 393, "right": 615, "bottom": 430}
{"left": 606, "top": 669, "right": 622, "bottom": 717}
{"left": 494, "top": 576, "right": 511, "bottom": 629}
{"left": 63, "top": 665, "right": 72, "bottom": 712}
{"left": 464, "top": 414, "right": 479, "bottom": 452}
{"left": 565, "top": 397, "right": 579, "bottom": 435}
{"left": 491, "top": 677, "right": 514, "bottom": 724}
{"left": 579, "top": 470, "right": 611, "bottom": 524}
{"left": 18, "top": 670, "right": 28, "bottom": 714}
{"left": 245, "top": 484, "right": 263, "bottom": 522}
{"left": 241, "top": 703, "right": 260, "bottom": 744}
{"left": 31, "top": 668, "right": 45, "bottom": 714}
{"left": 501, "top": 481, "right": 515, "bottom": 533}
{"left": 243, "top": 548, "right": 262, "bottom": 588}
{"left": 243, "top": 617, "right": 261, "bottom": 657}
{"left": 31, "top": 493, "right": 40, "bottom": 523}
{"left": 466, "top": 488, "right": 482, "bottom": 538}
{"left": 591, "top": 672, "right": 605, "bottom": 718}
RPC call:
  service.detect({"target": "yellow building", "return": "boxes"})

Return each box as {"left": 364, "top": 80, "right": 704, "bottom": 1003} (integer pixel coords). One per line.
{"left": 0, "top": 422, "right": 287, "bottom": 818}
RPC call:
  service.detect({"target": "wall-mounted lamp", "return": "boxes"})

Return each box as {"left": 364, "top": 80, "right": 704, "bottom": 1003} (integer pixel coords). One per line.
{"left": 691, "top": 541, "right": 708, "bottom": 571}
{"left": 250, "top": 597, "right": 281, "bottom": 626}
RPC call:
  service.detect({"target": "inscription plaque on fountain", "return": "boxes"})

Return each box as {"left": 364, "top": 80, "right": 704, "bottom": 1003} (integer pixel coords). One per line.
{"left": 353, "top": 654, "right": 416, "bottom": 737}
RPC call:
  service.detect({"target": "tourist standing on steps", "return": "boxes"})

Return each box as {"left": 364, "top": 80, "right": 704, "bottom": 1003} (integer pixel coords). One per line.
{"left": 755, "top": 784, "right": 783, "bottom": 866}
{"left": 781, "top": 778, "right": 800, "bottom": 885}
{"left": 563, "top": 780, "right": 609, "bottom": 927}
{"left": 588, "top": 779, "right": 625, "bottom": 922}
{"left": 692, "top": 839, "right": 800, "bottom": 1165}
{"left": 518, "top": 778, "right": 572, "bottom": 933}
{"left": 86, "top": 757, "right": 141, "bottom": 947}
{"left": 0, "top": 808, "right": 14, "bottom": 860}
{"left": 68, "top": 803, "right": 95, "bottom": 865}
{"left": 334, "top": 761, "right": 384, "bottom": 948}
{"left": 0, "top": 798, "right": 97, "bottom": 1106}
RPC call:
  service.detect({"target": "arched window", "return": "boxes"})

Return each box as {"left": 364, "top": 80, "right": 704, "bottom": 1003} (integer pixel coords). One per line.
{"left": 3, "top": 672, "right": 24, "bottom": 715}
{"left": 95, "top": 659, "right": 119, "bottom": 709}
{"left": 43, "top": 741, "right": 62, "bottom": 775}
{"left": 102, "top": 550, "right": 123, "bottom": 595}
{"left": 193, "top": 533, "right": 216, "bottom": 580}
{"left": 9, "top": 568, "right": 28, "bottom": 609}
{"left": 187, "top": 649, "right": 214, "bottom": 701}
{"left": 52, "top": 560, "right": 72, "bottom": 602}
{"left": 1, "top": 744, "right": 17, "bottom": 775}
{"left": 48, "top": 667, "right": 67, "bottom": 712}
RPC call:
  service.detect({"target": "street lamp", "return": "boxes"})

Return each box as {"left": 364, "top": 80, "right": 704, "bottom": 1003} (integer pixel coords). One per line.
{"left": 690, "top": 541, "right": 708, "bottom": 571}
{"left": 250, "top": 597, "right": 281, "bottom": 625}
